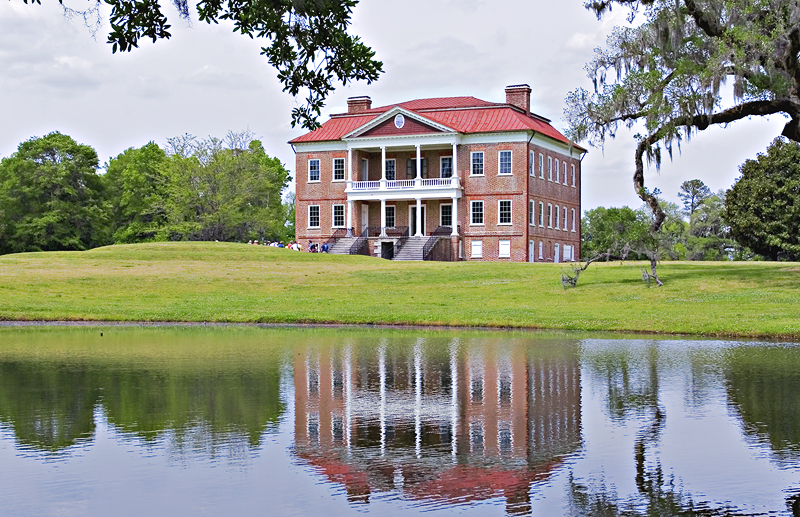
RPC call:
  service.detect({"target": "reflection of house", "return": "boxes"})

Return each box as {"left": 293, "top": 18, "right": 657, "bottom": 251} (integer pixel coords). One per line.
{"left": 290, "top": 85, "right": 586, "bottom": 262}
{"left": 293, "top": 340, "right": 581, "bottom": 514}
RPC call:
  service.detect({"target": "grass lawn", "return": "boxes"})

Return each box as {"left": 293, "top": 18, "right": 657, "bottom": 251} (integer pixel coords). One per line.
{"left": 0, "top": 241, "right": 798, "bottom": 339}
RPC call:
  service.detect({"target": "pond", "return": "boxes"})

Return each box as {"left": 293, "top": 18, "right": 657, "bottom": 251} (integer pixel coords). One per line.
{"left": 0, "top": 326, "right": 798, "bottom": 516}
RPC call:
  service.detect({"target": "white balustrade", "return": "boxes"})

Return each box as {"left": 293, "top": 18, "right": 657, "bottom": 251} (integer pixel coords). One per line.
{"left": 349, "top": 177, "right": 459, "bottom": 192}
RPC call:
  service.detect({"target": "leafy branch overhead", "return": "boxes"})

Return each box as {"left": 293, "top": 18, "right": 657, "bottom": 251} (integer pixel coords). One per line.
{"left": 23, "top": 0, "right": 383, "bottom": 130}
{"left": 566, "top": 0, "right": 800, "bottom": 236}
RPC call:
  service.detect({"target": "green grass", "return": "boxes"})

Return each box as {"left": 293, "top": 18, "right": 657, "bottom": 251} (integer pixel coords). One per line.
{"left": 0, "top": 241, "right": 798, "bottom": 338}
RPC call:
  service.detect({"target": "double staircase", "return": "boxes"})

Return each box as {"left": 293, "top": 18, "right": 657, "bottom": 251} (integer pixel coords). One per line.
{"left": 392, "top": 236, "right": 428, "bottom": 261}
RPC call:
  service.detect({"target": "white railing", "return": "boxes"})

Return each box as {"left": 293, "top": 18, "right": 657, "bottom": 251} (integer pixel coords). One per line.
{"left": 348, "top": 177, "right": 460, "bottom": 192}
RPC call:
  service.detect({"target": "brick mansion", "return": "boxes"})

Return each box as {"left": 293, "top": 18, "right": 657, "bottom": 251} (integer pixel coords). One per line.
{"left": 289, "top": 84, "right": 585, "bottom": 262}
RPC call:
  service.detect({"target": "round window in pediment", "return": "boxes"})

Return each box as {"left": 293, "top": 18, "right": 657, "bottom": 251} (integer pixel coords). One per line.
{"left": 394, "top": 114, "right": 405, "bottom": 129}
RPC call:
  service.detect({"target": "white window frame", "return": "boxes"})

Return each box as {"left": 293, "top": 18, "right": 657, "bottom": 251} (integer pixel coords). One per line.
{"left": 471, "top": 240, "right": 483, "bottom": 258}
{"left": 471, "top": 151, "right": 484, "bottom": 176}
{"left": 498, "top": 200, "right": 512, "bottom": 225}
{"left": 555, "top": 204, "right": 560, "bottom": 229}
{"left": 563, "top": 162, "right": 569, "bottom": 185}
{"left": 498, "top": 240, "right": 511, "bottom": 258}
{"left": 529, "top": 151, "right": 534, "bottom": 176}
{"left": 563, "top": 207, "right": 568, "bottom": 230}
{"left": 308, "top": 205, "right": 320, "bottom": 228}
{"left": 571, "top": 208, "right": 576, "bottom": 232}
{"left": 385, "top": 204, "right": 396, "bottom": 228}
{"left": 332, "top": 157, "right": 345, "bottom": 181}
{"left": 538, "top": 241, "right": 543, "bottom": 260}
{"left": 538, "top": 201, "right": 544, "bottom": 227}
{"left": 547, "top": 157, "right": 553, "bottom": 181}
{"left": 498, "top": 150, "right": 512, "bottom": 175}
{"left": 385, "top": 158, "right": 396, "bottom": 181}
{"left": 308, "top": 159, "right": 320, "bottom": 183}
{"left": 547, "top": 203, "right": 553, "bottom": 228}
{"left": 539, "top": 153, "right": 544, "bottom": 178}
{"left": 554, "top": 159, "right": 560, "bottom": 183}
{"left": 571, "top": 164, "right": 576, "bottom": 187}
{"left": 471, "top": 200, "right": 484, "bottom": 226}
{"left": 529, "top": 200, "right": 534, "bottom": 225}
{"left": 332, "top": 204, "right": 345, "bottom": 228}
{"left": 440, "top": 203, "right": 453, "bottom": 227}
{"left": 440, "top": 156, "right": 453, "bottom": 178}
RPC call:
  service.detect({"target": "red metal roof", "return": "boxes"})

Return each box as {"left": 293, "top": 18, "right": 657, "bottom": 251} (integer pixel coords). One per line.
{"left": 289, "top": 95, "right": 584, "bottom": 151}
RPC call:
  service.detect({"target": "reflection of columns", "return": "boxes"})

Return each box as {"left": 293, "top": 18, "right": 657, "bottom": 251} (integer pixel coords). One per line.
{"left": 379, "top": 342, "right": 386, "bottom": 456}
{"left": 415, "top": 198, "right": 423, "bottom": 237}
{"left": 380, "top": 198, "right": 387, "bottom": 237}
{"left": 414, "top": 339, "right": 422, "bottom": 459}
{"left": 450, "top": 338, "right": 459, "bottom": 461}
{"left": 345, "top": 345, "right": 352, "bottom": 453}
{"left": 346, "top": 200, "right": 354, "bottom": 237}
{"left": 451, "top": 196, "right": 458, "bottom": 236}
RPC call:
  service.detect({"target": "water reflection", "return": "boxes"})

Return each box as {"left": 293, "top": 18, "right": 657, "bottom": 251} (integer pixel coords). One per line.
{"left": 292, "top": 337, "right": 582, "bottom": 513}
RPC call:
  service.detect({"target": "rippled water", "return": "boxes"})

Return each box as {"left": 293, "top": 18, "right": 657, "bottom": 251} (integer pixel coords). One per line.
{"left": 0, "top": 326, "right": 799, "bottom": 516}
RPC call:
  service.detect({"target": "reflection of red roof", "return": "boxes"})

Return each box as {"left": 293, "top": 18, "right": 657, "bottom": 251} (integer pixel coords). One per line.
{"left": 289, "top": 96, "right": 584, "bottom": 151}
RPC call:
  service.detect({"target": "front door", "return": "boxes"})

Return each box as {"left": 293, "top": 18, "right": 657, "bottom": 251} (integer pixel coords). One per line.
{"left": 409, "top": 205, "right": 426, "bottom": 236}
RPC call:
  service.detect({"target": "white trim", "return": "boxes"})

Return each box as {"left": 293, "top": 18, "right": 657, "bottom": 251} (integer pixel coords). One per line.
{"left": 385, "top": 158, "right": 396, "bottom": 181}
{"left": 538, "top": 153, "right": 544, "bottom": 179}
{"left": 308, "top": 158, "right": 321, "bottom": 183}
{"left": 554, "top": 158, "right": 560, "bottom": 183}
{"left": 538, "top": 201, "right": 544, "bottom": 227}
{"left": 440, "top": 155, "right": 453, "bottom": 178}
{"left": 571, "top": 164, "right": 576, "bottom": 187}
{"left": 333, "top": 157, "right": 346, "bottom": 182}
{"left": 460, "top": 132, "right": 529, "bottom": 144}
{"left": 529, "top": 151, "right": 534, "bottom": 176}
{"left": 563, "top": 162, "right": 569, "bottom": 185}
{"left": 308, "top": 205, "right": 321, "bottom": 229}
{"left": 571, "top": 208, "right": 576, "bottom": 232}
{"left": 547, "top": 203, "right": 553, "bottom": 228}
{"left": 332, "top": 204, "right": 346, "bottom": 228}
{"left": 498, "top": 240, "right": 511, "bottom": 258}
{"left": 498, "top": 150, "right": 512, "bottom": 175}
{"left": 361, "top": 158, "right": 369, "bottom": 182}
{"left": 529, "top": 199, "right": 535, "bottom": 226}
{"left": 470, "top": 200, "right": 484, "bottom": 226}
{"left": 555, "top": 204, "right": 560, "bottom": 229}
{"left": 547, "top": 157, "right": 553, "bottom": 181}
{"left": 343, "top": 106, "right": 457, "bottom": 138}
{"left": 385, "top": 204, "right": 396, "bottom": 228}
{"left": 563, "top": 207, "right": 568, "bottom": 231}
{"left": 294, "top": 141, "right": 347, "bottom": 153}
{"left": 470, "top": 151, "right": 485, "bottom": 176}
{"left": 538, "top": 241, "right": 543, "bottom": 260}
{"left": 471, "top": 240, "right": 483, "bottom": 258}
{"left": 498, "top": 199, "right": 512, "bottom": 225}
{"left": 440, "top": 203, "right": 453, "bottom": 227}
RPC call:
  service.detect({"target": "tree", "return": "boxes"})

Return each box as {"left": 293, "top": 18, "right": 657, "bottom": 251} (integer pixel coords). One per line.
{"left": 581, "top": 206, "right": 650, "bottom": 260}
{"left": 725, "top": 138, "right": 800, "bottom": 261}
{"left": 160, "top": 134, "right": 291, "bottom": 242}
{"left": 686, "top": 191, "right": 732, "bottom": 260}
{"left": 0, "top": 132, "right": 110, "bottom": 254}
{"left": 104, "top": 142, "right": 170, "bottom": 243}
{"left": 566, "top": 0, "right": 800, "bottom": 256}
{"left": 23, "top": 0, "right": 383, "bottom": 130}
{"left": 678, "top": 179, "right": 711, "bottom": 216}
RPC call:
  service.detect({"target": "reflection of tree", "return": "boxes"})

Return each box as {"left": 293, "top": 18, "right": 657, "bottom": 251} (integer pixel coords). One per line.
{"left": 726, "top": 347, "right": 800, "bottom": 459}
{"left": 0, "top": 363, "right": 99, "bottom": 451}
{"left": 0, "top": 361, "right": 285, "bottom": 452}
{"left": 586, "top": 343, "right": 660, "bottom": 420}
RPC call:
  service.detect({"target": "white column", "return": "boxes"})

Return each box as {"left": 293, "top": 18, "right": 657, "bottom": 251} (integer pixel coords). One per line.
{"left": 381, "top": 146, "right": 387, "bottom": 180}
{"left": 380, "top": 198, "right": 387, "bottom": 237}
{"left": 415, "top": 198, "right": 423, "bottom": 237}
{"left": 451, "top": 196, "right": 458, "bottom": 236}
{"left": 415, "top": 144, "right": 422, "bottom": 187}
{"left": 346, "top": 200, "right": 354, "bottom": 237}
{"left": 452, "top": 142, "right": 458, "bottom": 179}
{"left": 348, "top": 147, "right": 353, "bottom": 181}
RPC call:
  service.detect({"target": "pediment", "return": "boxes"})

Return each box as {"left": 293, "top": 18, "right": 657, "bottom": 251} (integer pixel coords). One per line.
{"left": 345, "top": 107, "right": 456, "bottom": 139}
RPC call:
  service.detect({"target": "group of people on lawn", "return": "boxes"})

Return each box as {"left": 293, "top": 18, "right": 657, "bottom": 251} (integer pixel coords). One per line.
{"left": 246, "top": 240, "right": 329, "bottom": 253}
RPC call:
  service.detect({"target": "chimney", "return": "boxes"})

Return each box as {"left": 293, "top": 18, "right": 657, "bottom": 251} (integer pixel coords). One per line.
{"left": 347, "top": 96, "right": 372, "bottom": 114}
{"left": 505, "top": 84, "right": 531, "bottom": 115}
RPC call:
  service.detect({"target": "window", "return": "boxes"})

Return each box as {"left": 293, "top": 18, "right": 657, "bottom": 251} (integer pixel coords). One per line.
{"left": 406, "top": 158, "right": 428, "bottom": 178}
{"left": 547, "top": 157, "right": 553, "bottom": 181}
{"left": 538, "top": 201, "right": 544, "bottom": 227}
{"left": 308, "top": 205, "right": 320, "bottom": 228}
{"left": 555, "top": 205, "right": 560, "bottom": 229}
{"left": 554, "top": 159, "right": 560, "bottom": 183}
{"left": 554, "top": 243, "right": 560, "bottom": 263}
{"left": 563, "top": 207, "right": 568, "bottom": 230}
{"left": 333, "top": 158, "right": 345, "bottom": 181}
{"left": 563, "top": 162, "right": 569, "bottom": 185}
{"left": 499, "top": 200, "right": 512, "bottom": 224}
{"left": 385, "top": 158, "right": 396, "bottom": 180}
{"left": 471, "top": 201, "right": 484, "bottom": 225}
{"left": 441, "top": 156, "right": 453, "bottom": 178}
{"left": 539, "top": 153, "right": 544, "bottom": 178}
{"left": 361, "top": 158, "right": 369, "bottom": 181}
{"left": 547, "top": 203, "right": 553, "bottom": 228}
{"left": 529, "top": 151, "right": 534, "bottom": 176}
{"left": 471, "top": 240, "right": 483, "bottom": 258}
{"left": 499, "top": 240, "right": 511, "bottom": 258}
{"left": 499, "top": 150, "right": 512, "bottom": 175}
{"left": 441, "top": 204, "right": 453, "bottom": 227}
{"left": 471, "top": 152, "right": 484, "bottom": 175}
{"left": 529, "top": 200, "right": 534, "bottom": 225}
{"left": 571, "top": 208, "right": 576, "bottom": 232}
{"left": 538, "top": 241, "right": 543, "bottom": 260}
{"left": 308, "top": 159, "right": 320, "bottom": 182}
{"left": 385, "top": 205, "right": 395, "bottom": 228}
{"left": 332, "top": 204, "right": 345, "bottom": 227}
{"left": 571, "top": 164, "right": 576, "bottom": 187}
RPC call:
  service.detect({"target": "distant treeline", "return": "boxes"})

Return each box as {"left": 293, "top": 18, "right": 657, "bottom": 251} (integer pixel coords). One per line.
{"left": 0, "top": 131, "right": 294, "bottom": 255}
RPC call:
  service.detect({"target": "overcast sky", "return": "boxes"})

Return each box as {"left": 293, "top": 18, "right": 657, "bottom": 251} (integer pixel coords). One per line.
{"left": 0, "top": 0, "right": 788, "bottom": 210}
